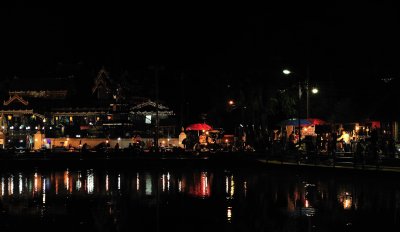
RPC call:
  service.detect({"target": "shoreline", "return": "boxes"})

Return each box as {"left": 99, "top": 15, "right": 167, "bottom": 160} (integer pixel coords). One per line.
{"left": 0, "top": 151, "right": 400, "bottom": 178}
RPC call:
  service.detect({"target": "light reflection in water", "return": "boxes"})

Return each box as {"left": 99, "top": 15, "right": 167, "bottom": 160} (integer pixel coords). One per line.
{"left": 118, "top": 174, "right": 121, "bottom": 191}
{"left": 64, "top": 170, "right": 69, "bottom": 192}
{"left": 145, "top": 173, "right": 152, "bottom": 196}
{"left": 244, "top": 181, "right": 247, "bottom": 198}
{"left": 1, "top": 168, "right": 397, "bottom": 232}
{"left": 167, "top": 172, "right": 170, "bottom": 192}
{"left": 0, "top": 169, "right": 400, "bottom": 231}
{"left": 162, "top": 174, "right": 166, "bottom": 192}
{"left": 34, "top": 172, "right": 38, "bottom": 193}
{"left": 8, "top": 175, "right": 13, "bottom": 196}
{"left": 76, "top": 171, "right": 82, "bottom": 191}
{"left": 106, "top": 174, "right": 109, "bottom": 192}
{"left": 1, "top": 177, "right": 4, "bottom": 197}
{"left": 226, "top": 174, "right": 234, "bottom": 199}
{"left": 87, "top": 170, "right": 94, "bottom": 194}
{"left": 55, "top": 174, "right": 59, "bottom": 195}
{"left": 227, "top": 206, "right": 232, "bottom": 222}
{"left": 19, "top": 173, "right": 23, "bottom": 195}
{"left": 42, "top": 177, "right": 46, "bottom": 205}
{"left": 340, "top": 192, "right": 353, "bottom": 210}
{"left": 136, "top": 173, "right": 139, "bottom": 192}
{"left": 190, "top": 172, "right": 211, "bottom": 198}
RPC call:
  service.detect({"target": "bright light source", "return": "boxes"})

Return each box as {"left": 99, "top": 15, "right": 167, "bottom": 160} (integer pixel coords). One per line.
{"left": 311, "top": 87, "right": 319, "bottom": 94}
{"left": 10, "top": 126, "right": 14, "bottom": 130}
{"left": 283, "top": 69, "right": 291, "bottom": 75}
{"left": 118, "top": 137, "right": 121, "bottom": 141}
{"left": 76, "top": 135, "right": 81, "bottom": 138}
{"left": 228, "top": 100, "right": 234, "bottom": 105}
{"left": 43, "top": 118, "right": 46, "bottom": 123}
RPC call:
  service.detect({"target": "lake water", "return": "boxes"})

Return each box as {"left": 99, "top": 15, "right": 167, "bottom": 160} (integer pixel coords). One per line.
{"left": 0, "top": 166, "right": 399, "bottom": 232}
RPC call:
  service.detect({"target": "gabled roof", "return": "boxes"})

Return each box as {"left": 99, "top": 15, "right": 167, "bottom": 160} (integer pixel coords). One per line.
{"left": 130, "top": 100, "right": 170, "bottom": 111}
{"left": 92, "top": 68, "right": 112, "bottom": 94}
{"left": 130, "top": 100, "right": 174, "bottom": 117}
{"left": 4, "top": 94, "right": 29, "bottom": 106}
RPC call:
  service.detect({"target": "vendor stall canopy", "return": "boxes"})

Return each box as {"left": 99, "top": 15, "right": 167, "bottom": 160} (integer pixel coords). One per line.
{"left": 280, "top": 118, "right": 327, "bottom": 126}
{"left": 185, "top": 123, "right": 212, "bottom": 131}
{"left": 280, "top": 118, "right": 312, "bottom": 127}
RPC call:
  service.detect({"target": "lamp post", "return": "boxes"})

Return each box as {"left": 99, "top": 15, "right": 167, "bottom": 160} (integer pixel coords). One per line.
{"left": 149, "top": 65, "right": 164, "bottom": 152}
{"left": 283, "top": 69, "right": 319, "bottom": 153}
{"left": 227, "top": 100, "right": 247, "bottom": 147}
{"left": 283, "top": 69, "right": 319, "bottom": 119}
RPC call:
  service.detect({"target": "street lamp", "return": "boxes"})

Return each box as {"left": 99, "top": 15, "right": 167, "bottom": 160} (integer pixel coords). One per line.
{"left": 282, "top": 69, "right": 319, "bottom": 119}
{"left": 283, "top": 69, "right": 319, "bottom": 154}
{"left": 227, "top": 99, "right": 246, "bottom": 143}
{"left": 283, "top": 69, "right": 291, "bottom": 75}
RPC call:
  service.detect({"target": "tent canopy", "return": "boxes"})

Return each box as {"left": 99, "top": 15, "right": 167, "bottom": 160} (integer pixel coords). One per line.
{"left": 280, "top": 118, "right": 312, "bottom": 127}
{"left": 306, "top": 118, "right": 327, "bottom": 125}
{"left": 185, "top": 123, "right": 212, "bottom": 131}
{"left": 280, "top": 118, "right": 327, "bottom": 127}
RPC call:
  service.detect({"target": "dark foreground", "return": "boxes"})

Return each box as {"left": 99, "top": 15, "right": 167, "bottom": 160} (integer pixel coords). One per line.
{"left": 0, "top": 152, "right": 400, "bottom": 232}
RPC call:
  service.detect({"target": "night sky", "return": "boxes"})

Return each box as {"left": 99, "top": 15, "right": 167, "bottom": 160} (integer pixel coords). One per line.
{"left": 1, "top": 4, "right": 400, "bottom": 124}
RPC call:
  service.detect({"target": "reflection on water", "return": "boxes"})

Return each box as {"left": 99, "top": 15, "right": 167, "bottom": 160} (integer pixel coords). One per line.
{"left": 0, "top": 168, "right": 400, "bottom": 232}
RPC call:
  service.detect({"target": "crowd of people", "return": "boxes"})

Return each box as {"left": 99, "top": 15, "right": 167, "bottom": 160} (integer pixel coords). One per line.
{"left": 270, "top": 126, "right": 399, "bottom": 160}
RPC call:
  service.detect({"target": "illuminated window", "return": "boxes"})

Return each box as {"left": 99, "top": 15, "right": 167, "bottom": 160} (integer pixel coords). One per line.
{"left": 96, "top": 117, "right": 100, "bottom": 121}
{"left": 107, "top": 115, "right": 112, "bottom": 120}
{"left": 69, "top": 116, "right": 73, "bottom": 122}
{"left": 7, "top": 115, "right": 12, "bottom": 121}
{"left": 55, "top": 116, "right": 59, "bottom": 121}
{"left": 145, "top": 115, "right": 152, "bottom": 124}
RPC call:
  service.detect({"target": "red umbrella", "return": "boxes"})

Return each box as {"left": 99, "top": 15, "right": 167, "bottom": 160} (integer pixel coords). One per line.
{"left": 186, "top": 123, "right": 212, "bottom": 131}
{"left": 307, "top": 118, "right": 327, "bottom": 125}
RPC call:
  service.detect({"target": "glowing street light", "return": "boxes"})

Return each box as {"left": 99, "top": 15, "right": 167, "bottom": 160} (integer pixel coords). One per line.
{"left": 282, "top": 68, "right": 319, "bottom": 118}
{"left": 228, "top": 100, "right": 234, "bottom": 105}
{"left": 282, "top": 69, "right": 291, "bottom": 75}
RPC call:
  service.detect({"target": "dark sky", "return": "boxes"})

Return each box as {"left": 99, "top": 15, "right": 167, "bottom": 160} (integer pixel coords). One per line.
{"left": 1, "top": 4, "right": 400, "bottom": 122}
{"left": 2, "top": 4, "right": 399, "bottom": 77}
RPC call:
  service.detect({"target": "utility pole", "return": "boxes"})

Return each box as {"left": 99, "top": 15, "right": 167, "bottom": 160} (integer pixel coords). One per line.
{"left": 150, "top": 65, "right": 164, "bottom": 152}
{"left": 180, "top": 73, "right": 185, "bottom": 129}
{"left": 306, "top": 65, "right": 310, "bottom": 119}
{"left": 298, "top": 81, "right": 302, "bottom": 158}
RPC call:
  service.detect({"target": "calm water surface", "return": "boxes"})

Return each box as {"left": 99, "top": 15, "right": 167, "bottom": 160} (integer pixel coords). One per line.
{"left": 0, "top": 166, "right": 399, "bottom": 232}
